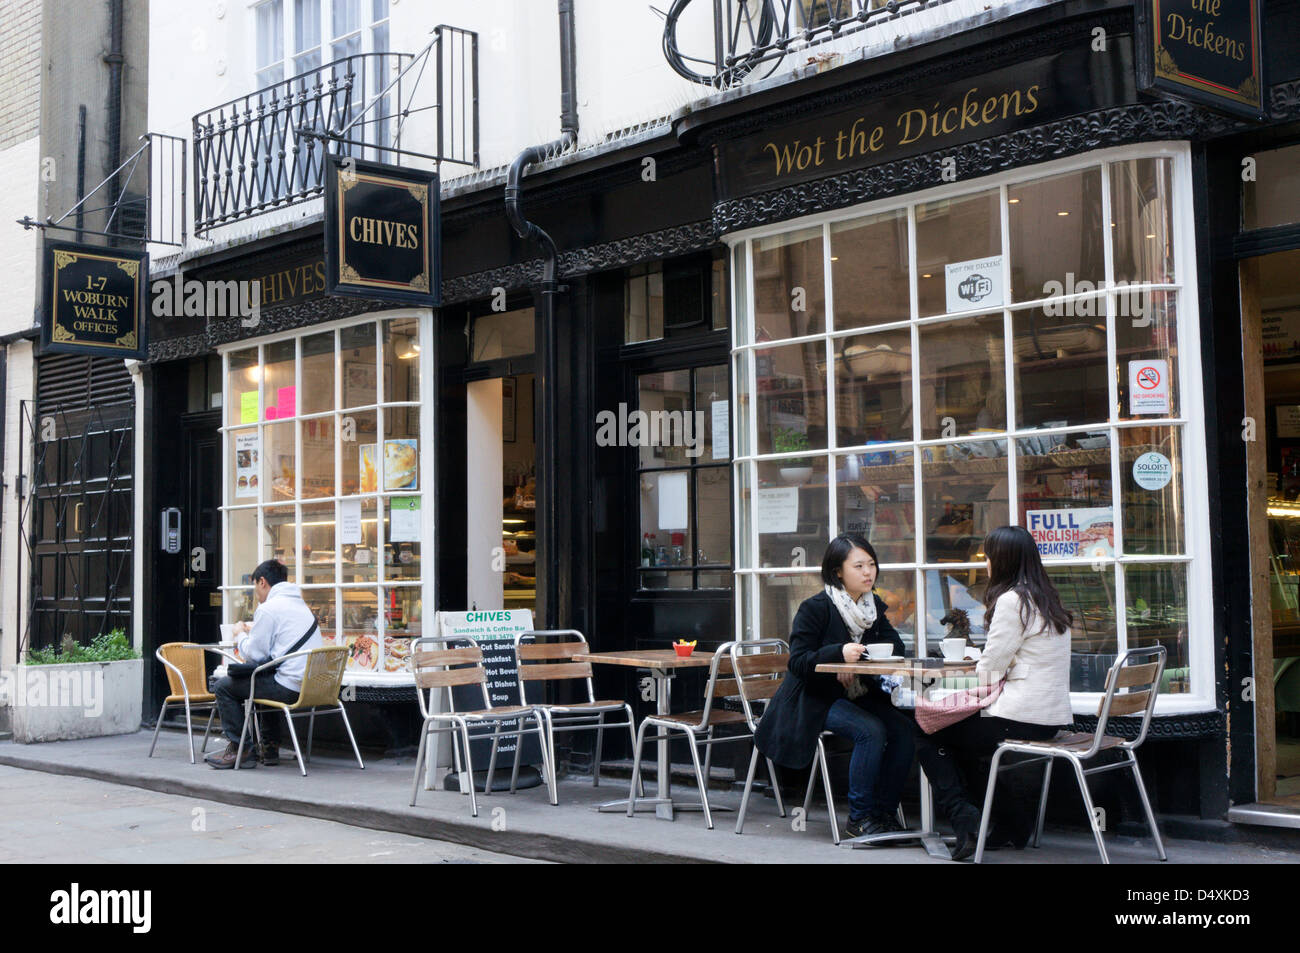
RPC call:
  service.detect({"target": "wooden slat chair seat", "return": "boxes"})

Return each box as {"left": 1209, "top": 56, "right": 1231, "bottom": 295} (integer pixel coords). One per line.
{"left": 512, "top": 630, "right": 640, "bottom": 803}
{"left": 235, "top": 646, "right": 365, "bottom": 777}
{"left": 410, "top": 637, "right": 555, "bottom": 817}
{"left": 628, "top": 641, "right": 764, "bottom": 830}
{"left": 975, "top": 646, "right": 1168, "bottom": 864}
{"left": 149, "top": 642, "right": 221, "bottom": 764}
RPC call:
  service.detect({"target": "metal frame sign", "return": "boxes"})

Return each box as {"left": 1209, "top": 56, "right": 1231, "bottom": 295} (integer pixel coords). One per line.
{"left": 324, "top": 156, "right": 440, "bottom": 306}
{"left": 1136, "top": 0, "right": 1266, "bottom": 120}
{"left": 42, "top": 240, "right": 147, "bottom": 360}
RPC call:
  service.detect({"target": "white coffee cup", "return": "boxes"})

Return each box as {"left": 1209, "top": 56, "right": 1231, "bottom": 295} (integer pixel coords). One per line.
{"left": 865, "top": 642, "right": 893, "bottom": 660}
{"left": 942, "top": 637, "right": 968, "bottom": 661}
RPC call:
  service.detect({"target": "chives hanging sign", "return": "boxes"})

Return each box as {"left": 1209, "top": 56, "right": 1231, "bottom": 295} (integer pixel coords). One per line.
{"left": 1136, "top": 0, "right": 1266, "bottom": 120}
{"left": 324, "top": 156, "right": 440, "bottom": 306}
{"left": 41, "top": 240, "right": 148, "bottom": 360}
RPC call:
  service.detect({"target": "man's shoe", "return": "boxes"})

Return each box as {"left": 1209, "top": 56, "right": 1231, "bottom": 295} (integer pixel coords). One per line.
{"left": 204, "top": 741, "right": 257, "bottom": 770}
{"left": 258, "top": 743, "right": 280, "bottom": 766}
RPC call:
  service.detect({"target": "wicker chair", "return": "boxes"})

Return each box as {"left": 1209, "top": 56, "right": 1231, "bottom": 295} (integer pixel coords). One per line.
{"left": 149, "top": 642, "right": 220, "bottom": 763}
{"left": 233, "top": 645, "right": 364, "bottom": 777}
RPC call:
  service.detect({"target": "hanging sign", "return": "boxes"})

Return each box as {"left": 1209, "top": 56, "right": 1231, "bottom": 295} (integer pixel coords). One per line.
{"left": 42, "top": 241, "right": 147, "bottom": 360}
{"left": 324, "top": 156, "right": 440, "bottom": 305}
{"left": 1136, "top": 0, "right": 1265, "bottom": 120}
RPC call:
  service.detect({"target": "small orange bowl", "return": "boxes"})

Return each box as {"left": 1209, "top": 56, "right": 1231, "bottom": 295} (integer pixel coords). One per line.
{"left": 673, "top": 642, "right": 695, "bottom": 657}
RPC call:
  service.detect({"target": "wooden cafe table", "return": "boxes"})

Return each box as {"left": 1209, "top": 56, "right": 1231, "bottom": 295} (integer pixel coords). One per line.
{"left": 573, "top": 648, "right": 720, "bottom": 821}
{"left": 817, "top": 657, "right": 979, "bottom": 856}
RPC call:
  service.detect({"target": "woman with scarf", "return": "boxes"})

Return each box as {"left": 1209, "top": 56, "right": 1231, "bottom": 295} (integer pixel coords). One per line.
{"left": 754, "top": 534, "right": 915, "bottom": 838}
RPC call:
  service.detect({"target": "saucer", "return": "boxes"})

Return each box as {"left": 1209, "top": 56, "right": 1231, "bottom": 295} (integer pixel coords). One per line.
{"left": 864, "top": 655, "right": 903, "bottom": 662}
{"left": 943, "top": 658, "right": 974, "bottom": 665}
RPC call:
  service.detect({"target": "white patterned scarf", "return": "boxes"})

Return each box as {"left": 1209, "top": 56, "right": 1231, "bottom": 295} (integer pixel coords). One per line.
{"left": 825, "top": 584, "right": 878, "bottom": 701}
{"left": 825, "top": 584, "right": 878, "bottom": 639}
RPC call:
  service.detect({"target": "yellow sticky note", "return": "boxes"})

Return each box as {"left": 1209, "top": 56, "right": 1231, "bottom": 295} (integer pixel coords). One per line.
{"left": 240, "top": 391, "right": 259, "bottom": 424}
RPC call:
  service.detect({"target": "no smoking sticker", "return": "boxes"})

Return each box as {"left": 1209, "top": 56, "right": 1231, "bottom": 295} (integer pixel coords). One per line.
{"left": 1128, "top": 359, "right": 1169, "bottom": 415}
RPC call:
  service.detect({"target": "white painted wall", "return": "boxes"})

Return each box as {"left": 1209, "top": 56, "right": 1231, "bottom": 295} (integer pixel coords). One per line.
{"left": 465, "top": 378, "right": 503, "bottom": 611}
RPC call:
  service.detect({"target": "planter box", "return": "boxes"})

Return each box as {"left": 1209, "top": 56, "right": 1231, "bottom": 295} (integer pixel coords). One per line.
{"left": 2, "top": 658, "right": 142, "bottom": 743}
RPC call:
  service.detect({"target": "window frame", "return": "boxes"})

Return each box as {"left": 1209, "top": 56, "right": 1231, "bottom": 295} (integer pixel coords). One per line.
{"left": 727, "top": 141, "right": 1213, "bottom": 715}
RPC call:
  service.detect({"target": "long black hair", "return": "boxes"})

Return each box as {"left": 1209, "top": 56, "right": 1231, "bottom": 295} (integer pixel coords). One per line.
{"left": 983, "top": 525, "right": 1072, "bottom": 634}
{"left": 821, "top": 534, "right": 879, "bottom": 589}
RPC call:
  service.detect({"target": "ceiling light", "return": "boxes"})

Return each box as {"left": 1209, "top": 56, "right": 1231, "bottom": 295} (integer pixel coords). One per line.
{"left": 1008, "top": 198, "right": 1020, "bottom": 204}
{"left": 1057, "top": 211, "right": 1070, "bottom": 217}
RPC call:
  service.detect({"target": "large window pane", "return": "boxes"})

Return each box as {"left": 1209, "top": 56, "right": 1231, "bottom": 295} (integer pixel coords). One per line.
{"left": 384, "top": 408, "right": 419, "bottom": 491}
{"left": 383, "top": 317, "right": 420, "bottom": 403}
{"left": 229, "top": 427, "right": 259, "bottom": 502}
{"left": 341, "top": 497, "right": 379, "bottom": 582}
{"left": 340, "top": 322, "right": 377, "bottom": 408}
{"left": 1120, "top": 425, "right": 1184, "bottom": 556}
{"left": 381, "top": 586, "right": 422, "bottom": 670}
{"left": 874, "top": 569, "right": 917, "bottom": 653}
{"left": 1124, "top": 563, "right": 1189, "bottom": 694}
{"left": 696, "top": 468, "right": 730, "bottom": 566}
{"left": 697, "top": 364, "right": 730, "bottom": 461}
{"left": 301, "top": 331, "right": 335, "bottom": 414}
{"left": 1019, "top": 430, "right": 1113, "bottom": 558}
{"left": 925, "top": 566, "right": 989, "bottom": 645}
{"left": 227, "top": 508, "right": 258, "bottom": 586}
{"left": 638, "top": 371, "right": 693, "bottom": 469}
{"left": 1010, "top": 305, "right": 1108, "bottom": 429}
{"left": 757, "top": 457, "right": 828, "bottom": 567}
{"left": 918, "top": 313, "right": 1004, "bottom": 439}
{"left": 831, "top": 209, "right": 909, "bottom": 331}
{"left": 756, "top": 341, "right": 827, "bottom": 453}
{"left": 1050, "top": 566, "right": 1118, "bottom": 693}
{"left": 1243, "top": 143, "right": 1300, "bottom": 230}
{"left": 753, "top": 227, "right": 825, "bottom": 342}
{"left": 1111, "top": 157, "right": 1175, "bottom": 285}
{"left": 835, "top": 451, "right": 914, "bottom": 564}
{"left": 916, "top": 190, "right": 1000, "bottom": 317}
{"left": 472, "top": 308, "right": 534, "bottom": 361}
{"left": 265, "top": 421, "right": 296, "bottom": 501}
{"left": 301, "top": 416, "right": 335, "bottom": 499}
{"left": 625, "top": 268, "right": 664, "bottom": 344}
{"left": 303, "top": 587, "right": 338, "bottom": 646}
{"left": 340, "top": 589, "right": 380, "bottom": 672}
{"left": 923, "top": 439, "right": 1008, "bottom": 563}
{"left": 383, "top": 497, "right": 420, "bottom": 580}
{"left": 264, "top": 340, "right": 296, "bottom": 420}
{"left": 757, "top": 573, "right": 822, "bottom": 640}
{"left": 228, "top": 349, "right": 260, "bottom": 427}
{"left": 1009, "top": 167, "right": 1104, "bottom": 303}
{"left": 301, "top": 500, "right": 335, "bottom": 585}
{"left": 263, "top": 505, "right": 297, "bottom": 580}
{"left": 834, "top": 329, "right": 912, "bottom": 446}
{"left": 340, "top": 410, "right": 378, "bottom": 494}
{"left": 640, "top": 471, "right": 693, "bottom": 568}
{"left": 1117, "top": 291, "right": 1179, "bottom": 421}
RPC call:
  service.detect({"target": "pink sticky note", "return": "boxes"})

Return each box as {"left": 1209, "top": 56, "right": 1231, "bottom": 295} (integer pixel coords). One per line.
{"left": 277, "top": 386, "right": 296, "bottom": 418}
{"left": 266, "top": 407, "right": 277, "bottom": 420}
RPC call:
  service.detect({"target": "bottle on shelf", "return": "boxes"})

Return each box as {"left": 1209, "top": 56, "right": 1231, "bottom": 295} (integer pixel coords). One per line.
{"left": 671, "top": 532, "right": 685, "bottom": 566}
{"left": 640, "top": 534, "right": 653, "bottom": 567}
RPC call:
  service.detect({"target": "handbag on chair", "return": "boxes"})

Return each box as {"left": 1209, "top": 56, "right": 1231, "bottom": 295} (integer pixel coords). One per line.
{"left": 914, "top": 676, "right": 1005, "bottom": 734}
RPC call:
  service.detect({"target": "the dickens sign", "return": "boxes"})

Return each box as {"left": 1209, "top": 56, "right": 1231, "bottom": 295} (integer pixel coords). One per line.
{"left": 324, "top": 157, "right": 440, "bottom": 306}
{"left": 1136, "top": 0, "right": 1265, "bottom": 119}
{"left": 42, "top": 241, "right": 147, "bottom": 360}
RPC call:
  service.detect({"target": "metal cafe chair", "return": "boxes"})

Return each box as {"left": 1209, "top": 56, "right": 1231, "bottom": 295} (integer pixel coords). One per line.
{"left": 149, "top": 642, "right": 220, "bottom": 763}
{"left": 728, "top": 639, "right": 793, "bottom": 834}
{"left": 627, "top": 641, "right": 755, "bottom": 830}
{"left": 512, "top": 629, "right": 641, "bottom": 802}
{"left": 975, "top": 645, "right": 1168, "bottom": 864}
{"left": 409, "top": 637, "right": 555, "bottom": 817}
{"left": 233, "top": 645, "right": 365, "bottom": 777}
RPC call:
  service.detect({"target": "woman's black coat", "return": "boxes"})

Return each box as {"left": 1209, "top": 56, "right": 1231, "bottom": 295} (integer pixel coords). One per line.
{"left": 753, "top": 590, "right": 906, "bottom": 770}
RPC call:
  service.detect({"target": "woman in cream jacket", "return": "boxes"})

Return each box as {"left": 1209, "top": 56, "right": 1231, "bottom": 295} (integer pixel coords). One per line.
{"left": 915, "top": 525, "right": 1073, "bottom": 860}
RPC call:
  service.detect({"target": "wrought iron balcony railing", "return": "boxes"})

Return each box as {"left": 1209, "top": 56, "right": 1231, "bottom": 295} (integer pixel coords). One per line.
{"left": 662, "top": 0, "right": 963, "bottom": 88}
{"left": 192, "top": 25, "right": 478, "bottom": 235}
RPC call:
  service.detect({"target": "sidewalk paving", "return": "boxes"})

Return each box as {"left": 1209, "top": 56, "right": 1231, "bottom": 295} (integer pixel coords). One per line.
{"left": 0, "top": 731, "right": 1294, "bottom": 864}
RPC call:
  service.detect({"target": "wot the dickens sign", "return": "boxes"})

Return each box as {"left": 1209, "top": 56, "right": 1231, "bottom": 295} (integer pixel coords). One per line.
{"left": 324, "top": 157, "right": 440, "bottom": 306}
{"left": 1137, "top": 0, "right": 1265, "bottom": 119}
{"left": 42, "top": 241, "right": 147, "bottom": 360}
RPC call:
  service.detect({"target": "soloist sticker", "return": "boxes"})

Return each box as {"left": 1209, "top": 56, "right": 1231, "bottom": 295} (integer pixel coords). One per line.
{"left": 1132, "top": 451, "right": 1173, "bottom": 491}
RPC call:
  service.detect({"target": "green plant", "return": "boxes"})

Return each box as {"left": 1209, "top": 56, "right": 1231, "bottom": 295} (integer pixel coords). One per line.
{"left": 772, "top": 426, "right": 811, "bottom": 465}
{"left": 24, "top": 629, "right": 140, "bottom": 666}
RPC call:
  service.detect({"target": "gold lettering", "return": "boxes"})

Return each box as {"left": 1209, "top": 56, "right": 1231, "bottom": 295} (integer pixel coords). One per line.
{"left": 896, "top": 108, "right": 927, "bottom": 145}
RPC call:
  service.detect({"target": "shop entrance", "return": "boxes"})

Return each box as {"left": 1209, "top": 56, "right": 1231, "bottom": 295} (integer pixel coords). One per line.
{"left": 1245, "top": 247, "right": 1300, "bottom": 807}
{"left": 466, "top": 373, "right": 538, "bottom": 613}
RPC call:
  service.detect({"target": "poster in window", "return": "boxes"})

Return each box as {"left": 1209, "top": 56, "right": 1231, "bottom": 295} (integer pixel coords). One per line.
{"left": 343, "top": 361, "right": 377, "bottom": 410}
{"left": 383, "top": 439, "right": 418, "bottom": 491}
{"left": 359, "top": 443, "right": 379, "bottom": 492}
{"left": 389, "top": 497, "right": 421, "bottom": 542}
{"left": 234, "top": 432, "right": 260, "bottom": 499}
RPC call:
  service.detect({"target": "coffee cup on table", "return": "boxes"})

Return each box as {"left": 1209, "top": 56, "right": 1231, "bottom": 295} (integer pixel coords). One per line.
{"left": 865, "top": 643, "right": 893, "bottom": 660}
{"left": 942, "top": 637, "right": 968, "bottom": 661}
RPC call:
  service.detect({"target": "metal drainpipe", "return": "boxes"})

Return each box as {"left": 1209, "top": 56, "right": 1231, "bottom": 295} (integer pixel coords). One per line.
{"left": 103, "top": 0, "right": 125, "bottom": 244}
{"left": 504, "top": 0, "right": 577, "bottom": 629}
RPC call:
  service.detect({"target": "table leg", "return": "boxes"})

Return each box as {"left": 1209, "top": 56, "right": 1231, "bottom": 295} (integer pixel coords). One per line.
{"left": 655, "top": 671, "right": 674, "bottom": 819}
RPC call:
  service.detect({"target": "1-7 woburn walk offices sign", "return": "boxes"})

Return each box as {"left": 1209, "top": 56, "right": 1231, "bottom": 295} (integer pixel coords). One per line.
{"left": 41, "top": 241, "right": 148, "bottom": 361}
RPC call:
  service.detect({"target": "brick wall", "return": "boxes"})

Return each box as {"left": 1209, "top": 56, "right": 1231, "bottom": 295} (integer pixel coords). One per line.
{"left": 0, "top": 0, "right": 41, "bottom": 150}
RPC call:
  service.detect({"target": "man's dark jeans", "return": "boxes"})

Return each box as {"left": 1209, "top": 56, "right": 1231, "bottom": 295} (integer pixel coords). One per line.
{"left": 213, "top": 674, "right": 300, "bottom": 746}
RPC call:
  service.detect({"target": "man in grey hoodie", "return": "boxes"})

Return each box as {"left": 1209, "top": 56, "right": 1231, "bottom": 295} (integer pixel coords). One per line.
{"left": 205, "top": 559, "right": 322, "bottom": 768}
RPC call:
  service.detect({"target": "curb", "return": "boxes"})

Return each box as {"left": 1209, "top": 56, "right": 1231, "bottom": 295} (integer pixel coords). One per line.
{"left": 0, "top": 752, "right": 716, "bottom": 865}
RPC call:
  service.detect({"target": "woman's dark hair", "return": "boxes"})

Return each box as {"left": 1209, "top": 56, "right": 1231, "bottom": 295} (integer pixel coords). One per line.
{"left": 251, "top": 559, "right": 288, "bottom": 587}
{"left": 821, "top": 534, "right": 879, "bottom": 588}
{"left": 983, "top": 526, "right": 1072, "bottom": 634}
